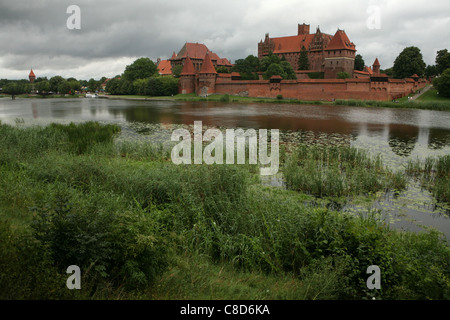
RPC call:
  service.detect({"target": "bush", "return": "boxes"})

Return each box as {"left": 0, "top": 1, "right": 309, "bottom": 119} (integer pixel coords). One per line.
{"left": 30, "top": 184, "right": 171, "bottom": 290}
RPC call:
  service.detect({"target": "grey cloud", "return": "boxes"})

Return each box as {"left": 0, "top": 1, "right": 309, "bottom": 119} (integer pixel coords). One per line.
{"left": 0, "top": 0, "right": 449, "bottom": 79}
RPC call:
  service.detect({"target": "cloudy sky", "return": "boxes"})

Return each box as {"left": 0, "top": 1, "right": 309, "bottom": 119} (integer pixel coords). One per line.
{"left": 1, "top": 0, "right": 449, "bottom": 80}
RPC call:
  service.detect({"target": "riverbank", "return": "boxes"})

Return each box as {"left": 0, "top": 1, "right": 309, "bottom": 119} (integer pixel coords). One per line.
{"left": 100, "top": 86, "right": 450, "bottom": 111}
{"left": 1, "top": 121, "right": 449, "bottom": 300}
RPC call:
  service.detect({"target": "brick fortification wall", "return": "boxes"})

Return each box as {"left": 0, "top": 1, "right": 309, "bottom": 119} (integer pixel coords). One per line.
{"left": 211, "top": 76, "right": 427, "bottom": 101}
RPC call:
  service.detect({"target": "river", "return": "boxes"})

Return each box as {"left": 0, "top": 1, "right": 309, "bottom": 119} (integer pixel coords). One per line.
{"left": 1, "top": 97, "right": 449, "bottom": 240}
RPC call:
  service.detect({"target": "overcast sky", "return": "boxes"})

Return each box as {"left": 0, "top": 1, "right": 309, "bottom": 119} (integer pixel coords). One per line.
{"left": 1, "top": 0, "right": 449, "bottom": 80}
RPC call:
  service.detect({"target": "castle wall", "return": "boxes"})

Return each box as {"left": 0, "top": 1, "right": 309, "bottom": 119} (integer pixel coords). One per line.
{"left": 209, "top": 76, "right": 428, "bottom": 101}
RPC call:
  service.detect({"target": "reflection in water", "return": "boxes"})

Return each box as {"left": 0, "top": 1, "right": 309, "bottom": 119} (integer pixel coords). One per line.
{"left": 388, "top": 124, "right": 419, "bottom": 157}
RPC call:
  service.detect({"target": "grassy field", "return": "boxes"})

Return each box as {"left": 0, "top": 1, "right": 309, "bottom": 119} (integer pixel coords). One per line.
{"left": 0, "top": 122, "right": 449, "bottom": 300}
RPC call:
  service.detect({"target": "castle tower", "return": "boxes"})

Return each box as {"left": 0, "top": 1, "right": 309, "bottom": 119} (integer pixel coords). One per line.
{"left": 197, "top": 52, "right": 217, "bottom": 96}
{"left": 298, "top": 23, "right": 310, "bottom": 36}
{"left": 178, "top": 56, "right": 196, "bottom": 94}
{"left": 29, "top": 69, "right": 36, "bottom": 83}
{"left": 29, "top": 69, "right": 36, "bottom": 93}
{"left": 324, "top": 29, "right": 356, "bottom": 78}
{"left": 373, "top": 58, "right": 381, "bottom": 74}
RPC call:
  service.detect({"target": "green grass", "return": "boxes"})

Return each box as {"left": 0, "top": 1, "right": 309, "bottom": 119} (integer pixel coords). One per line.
{"left": 0, "top": 122, "right": 449, "bottom": 300}
{"left": 283, "top": 144, "right": 407, "bottom": 198}
{"left": 417, "top": 88, "right": 450, "bottom": 102}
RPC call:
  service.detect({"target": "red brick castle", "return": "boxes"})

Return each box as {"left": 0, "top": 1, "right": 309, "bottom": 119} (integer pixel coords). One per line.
{"left": 258, "top": 24, "right": 356, "bottom": 78}
{"left": 174, "top": 23, "right": 427, "bottom": 101}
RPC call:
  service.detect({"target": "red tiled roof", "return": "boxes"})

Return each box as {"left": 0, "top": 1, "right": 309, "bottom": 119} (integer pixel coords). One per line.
{"left": 171, "top": 52, "right": 177, "bottom": 59}
{"left": 199, "top": 53, "right": 217, "bottom": 74}
{"left": 326, "top": 30, "right": 356, "bottom": 51}
{"left": 177, "top": 43, "right": 210, "bottom": 60}
{"left": 363, "top": 66, "right": 374, "bottom": 75}
{"left": 29, "top": 69, "right": 35, "bottom": 77}
{"left": 272, "top": 35, "right": 315, "bottom": 54}
{"left": 180, "top": 56, "right": 196, "bottom": 75}
{"left": 157, "top": 60, "right": 172, "bottom": 75}
{"left": 373, "top": 58, "right": 380, "bottom": 66}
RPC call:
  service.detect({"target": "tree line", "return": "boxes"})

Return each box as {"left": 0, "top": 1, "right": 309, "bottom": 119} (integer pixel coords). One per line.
{"left": 0, "top": 76, "right": 106, "bottom": 99}
{"left": 105, "top": 57, "right": 178, "bottom": 96}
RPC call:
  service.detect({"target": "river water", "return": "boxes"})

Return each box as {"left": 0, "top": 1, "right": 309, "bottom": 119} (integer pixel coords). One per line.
{"left": 1, "top": 97, "right": 449, "bottom": 240}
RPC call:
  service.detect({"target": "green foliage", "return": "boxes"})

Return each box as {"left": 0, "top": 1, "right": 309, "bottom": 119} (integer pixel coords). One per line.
{"left": 264, "top": 61, "right": 297, "bottom": 80}
{"left": 354, "top": 54, "right": 365, "bottom": 71}
{"left": 425, "top": 65, "right": 438, "bottom": 78}
{"left": 232, "top": 55, "right": 260, "bottom": 79}
{"left": 337, "top": 72, "right": 351, "bottom": 79}
{"left": 35, "top": 80, "right": 50, "bottom": 95}
{"left": 49, "top": 76, "right": 65, "bottom": 92}
{"left": 122, "top": 57, "right": 158, "bottom": 82}
{"left": 46, "top": 122, "right": 121, "bottom": 154}
{"left": 106, "top": 75, "right": 178, "bottom": 96}
{"left": 3, "top": 82, "right": 26, "bottom": 98}
{"left": 433, "top": 68, "right": 450, "bottom": 98}
{"left": 307, "top": 72, "right": 325, "bottom": 79}
{"left": 283, "top": 145, "right": 400, "bottom": 198}
{"left": 298, "top": 46, "right": 310, "bottom": 71}
{"left": 172, "top": 65, "right": 183, "bottom": 78}
{"left": 436, "top": 49, "right": 450, "bottom": 75}
{"left": 393, "top": 46, "right": 426, "bottom": 79}
{"left": 0, "top": 123, "right": 449, "bottom": 300}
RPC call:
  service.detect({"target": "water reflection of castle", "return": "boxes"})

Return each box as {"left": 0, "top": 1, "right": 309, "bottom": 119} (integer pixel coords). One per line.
{"left": 111, "top": 104, "right": 450, "bottom": 155}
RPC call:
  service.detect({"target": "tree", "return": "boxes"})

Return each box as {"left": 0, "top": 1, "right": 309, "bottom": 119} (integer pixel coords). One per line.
{"left": 122, "top": 57, "right": 157, "bottom": 82}
{"left": 215, "top": 66, "right": 230, "bottom": 73}
{"left": 68, "top": 80, "right": 81, "bottom": 94}
{"left": 49, "top": 76, "right": 65, "bottom": 93}
{"left": 354, "top": 54, "right": 365, "bottom": 71}
{"left": 280, "top": 61, "right": 297, "bottom": 79}
{"left": 260, "top": 52, "right": 281, "bottom": 72}
{"left": 35, "top": 80, "right": 50, "bottom": 96}
{"left": 297, "top": 46, "right": 310, "bottom": 70}
{"left": 393, "top": 46, "right": 426, "bottom": 79}
{"left": 58, "top": 81, "right": 71, "bottom": 95}
{"left": 433, "top": 68, "right": 450, "bottom": 98}
{"left": 337, "top": 72, "right": 351, "bottom": 79}
{"left": 3, "top": 82, "right": 25, "bottom": 99}
{"left": 172, "top": 65, "right": 183, "bottom": 78}
{"left": 436, "top": 49, "right": 450, "bottom": 75}
{"left": 425, "top": 65, "right": 438, "bottom": 78}
{"left": 232, "top": 55, "right": 260, "bottom": 80}
{"left": 87, "top": 78, "right": 99, "bottom": 92}
{"left": 264, "top": 63, "right": 286, "bottom": 80}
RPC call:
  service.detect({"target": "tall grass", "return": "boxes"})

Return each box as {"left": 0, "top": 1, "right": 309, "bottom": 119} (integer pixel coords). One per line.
{"left": 406, "top": 155, "right": 450, "bottom": 202}
{"left": 283, "top": 145, "right": 405, "bottom": 198}
{"left": 0, "top": 122, "right": 449, "bottom": 300}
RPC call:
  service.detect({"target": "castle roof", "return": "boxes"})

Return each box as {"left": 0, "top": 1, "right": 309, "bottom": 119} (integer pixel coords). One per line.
{"left": 29, "top": 69, "right": 35, "bottom": 77}
{"left": 199, "top": 53, "right": 217, "bottom": 74}
{"left": 171, "top": 42, "right": 231, "bottom": 67}
{"left": 157, "top": 60, "right": 172, "bottom": 75}
{"left": 326, "top": 30, "right": 356, "bottom": 51}
{"left": 180, "top": 56, "right": 196, "bottom": 75}
{"left": 373, "top": 58, "right": 380, "bottom": 66}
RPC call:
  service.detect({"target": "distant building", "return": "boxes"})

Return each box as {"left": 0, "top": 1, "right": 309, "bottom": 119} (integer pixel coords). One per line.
{"left": 157, "top": 59, "right": 172, "bottom": 76}
{"left": 170, "top": 42, "right": 232, "bottom": 74}
{"left": 29, "top": 69, "right": 36, "bottom": 83}
{"left": 258, "top": 24, "right": 356, "bottom": 78}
